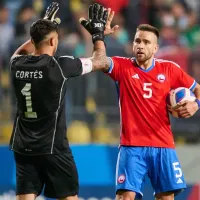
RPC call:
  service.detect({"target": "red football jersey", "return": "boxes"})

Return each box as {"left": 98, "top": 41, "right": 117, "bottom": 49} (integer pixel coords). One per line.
{"left": 107, "top": 57, "right": 196, "bottom": 148}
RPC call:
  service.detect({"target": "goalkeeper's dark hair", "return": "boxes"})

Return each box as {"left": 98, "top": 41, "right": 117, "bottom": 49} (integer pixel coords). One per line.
{"left": 30, "top": 19, "right": 58, "bottom": 47}
{"left": 137, "top": 24, "right": 159, "bottom": 39}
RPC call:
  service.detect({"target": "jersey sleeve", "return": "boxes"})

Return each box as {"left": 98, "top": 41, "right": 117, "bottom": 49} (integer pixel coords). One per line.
{"left": 10, "top": 55, "right": 23, "bottom": 65}
{"left": 170, "top": 62, "right": 196, "bottom": 91}
{"left": 10, "top": 55, "right": 24, "bottom": 71}
{"left": 106, "top": 57, "right": 123, "bottom": 81}
{"left": 56, "top": 56, "right": 94, "bottom": 78}
{"left": 57, "top": 56, "right": 83, "bottom": 78}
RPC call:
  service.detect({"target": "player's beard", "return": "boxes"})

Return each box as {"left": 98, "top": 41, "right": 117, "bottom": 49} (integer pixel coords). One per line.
{"left": 136, "top": 52, "right": 153, "bottom": 63}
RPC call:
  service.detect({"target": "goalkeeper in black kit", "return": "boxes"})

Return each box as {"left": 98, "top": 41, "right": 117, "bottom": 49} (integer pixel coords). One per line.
{"left": 9, "top": 2, "right": 116, "bottom": 200}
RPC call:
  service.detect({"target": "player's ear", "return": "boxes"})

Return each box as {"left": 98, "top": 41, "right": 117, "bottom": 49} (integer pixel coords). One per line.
{"left": 154, "top": 44, "right": 159, "bottom": 54}
{"left": 49, "top": 37, "right": 54, "bottom": 47}
{"left": 51, "top": 36, "right": 58, "bottom": 47}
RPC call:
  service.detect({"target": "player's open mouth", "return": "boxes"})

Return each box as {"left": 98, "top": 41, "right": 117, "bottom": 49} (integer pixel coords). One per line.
{"left": 137, "top": 50, "right": 144, "bottom": 53}
{"left": 137, "top": 52, "right": 144, "bottom": 55}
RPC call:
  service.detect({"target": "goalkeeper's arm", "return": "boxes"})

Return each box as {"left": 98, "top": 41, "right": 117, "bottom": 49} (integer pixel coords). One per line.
{"left": 11, "top": 39, "right": 33, "bottom": 60}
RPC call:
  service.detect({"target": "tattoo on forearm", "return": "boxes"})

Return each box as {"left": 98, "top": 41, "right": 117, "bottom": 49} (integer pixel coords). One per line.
{"left": 91, "top": 48, "right": 110, "bottom": 72}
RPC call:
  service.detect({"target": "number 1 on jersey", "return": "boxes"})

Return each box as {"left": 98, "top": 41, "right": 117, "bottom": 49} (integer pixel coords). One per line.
{"left": 143, "top": 83, "right": 152, "bottom": 98}
{"left": 21, "top": 83, "right": 37, "bottom": 118}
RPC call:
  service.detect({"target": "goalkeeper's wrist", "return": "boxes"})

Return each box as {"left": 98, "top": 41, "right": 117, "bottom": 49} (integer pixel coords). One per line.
{"left": 195, "top": 98, "right": 200, "bottom": 109}
{"left": 92, "top": 33, "right": 104, "bottom": 44}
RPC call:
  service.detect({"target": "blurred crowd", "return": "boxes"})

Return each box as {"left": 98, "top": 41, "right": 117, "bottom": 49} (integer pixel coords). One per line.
{"left": 0, "top": 0, "right": 200, "bottom": 144}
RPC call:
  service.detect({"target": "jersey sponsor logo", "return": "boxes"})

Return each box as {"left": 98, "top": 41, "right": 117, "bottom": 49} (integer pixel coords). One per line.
{"left": 25, "top": 148, "right": 32, "bottom": 152}
{"left": 157, "top": 74, "right": 166, "bottom": 83}
{"left": 118, "top": 174, "right": 125, "bottom": 183}
{"left": 132, "top": 74, "right": 139, "bottom": 79}
{"left": 177, "top": 178, "right": 183, "bottom": 184}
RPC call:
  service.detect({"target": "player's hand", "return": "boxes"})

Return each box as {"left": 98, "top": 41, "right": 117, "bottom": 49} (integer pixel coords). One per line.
{"left": 104, "top": 8, "right": 119, "bottom": 35}
{"left": 167, "top": 104, "right": 173, "bottom": 113}
{"left": 80, "top": 7, "right": 119, "bottom": 36}
{"left": 175, "top": 100, "right": 199, "bottom": 118}
{"left": 79, "top": 3, "right": 108, "bottom": 43}
{"left": 43, "top": 2, "right": 61, "bottom": 25}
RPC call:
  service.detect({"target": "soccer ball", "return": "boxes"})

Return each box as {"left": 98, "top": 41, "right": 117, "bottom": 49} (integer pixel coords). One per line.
{"left": 167, "top": 87, "right": 196, "bottom": 118}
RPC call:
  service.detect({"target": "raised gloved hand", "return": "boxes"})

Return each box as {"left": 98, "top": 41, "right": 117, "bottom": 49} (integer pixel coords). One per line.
{"left": 43, "top": 2, "right": 61, "bottom": 26}
{"left": 79, "top": 3, "right": 108, "bottom": 43}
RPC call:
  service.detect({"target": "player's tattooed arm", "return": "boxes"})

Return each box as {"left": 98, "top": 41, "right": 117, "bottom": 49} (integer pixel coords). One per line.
{"left": 11, "top": 39, "right": 34, "bottom": 60}
{"left": 91, "top": 52, "right": 111, "bottom": 72}
{"left": 90, "top": 41, "right": 110, "bottom": 72}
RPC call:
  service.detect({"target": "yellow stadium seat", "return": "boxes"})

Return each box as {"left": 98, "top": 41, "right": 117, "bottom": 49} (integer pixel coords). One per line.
{"left": 67, "top": 121, "right": 92, "bottom": 144}
{"left": 0, "top": 123, "right": 13, "bottom": 143}
{"left": 93, "top": 126, "right": 118, "bottom": 144}
{"left": 1, "top": 71, "right": 10, "bottom": 88}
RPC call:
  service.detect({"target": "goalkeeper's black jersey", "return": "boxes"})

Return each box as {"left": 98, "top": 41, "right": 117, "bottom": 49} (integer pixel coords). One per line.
{"left": 9, "top": 54, "right": 83, "bottom": 155}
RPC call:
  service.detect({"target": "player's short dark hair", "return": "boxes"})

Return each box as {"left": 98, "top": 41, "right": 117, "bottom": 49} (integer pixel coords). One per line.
{"left": 30, "top": 19, "right": 58, "bottom": 46}
{"left": 136, "top": 24, "right": 159, "bottom": 39}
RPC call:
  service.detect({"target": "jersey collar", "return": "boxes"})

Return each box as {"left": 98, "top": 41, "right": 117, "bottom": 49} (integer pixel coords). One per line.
{"left": 133, "top": 58, "right": 155, "bottom": 72}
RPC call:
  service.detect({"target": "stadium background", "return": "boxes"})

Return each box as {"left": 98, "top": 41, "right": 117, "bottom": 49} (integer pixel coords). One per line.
{"left": 0, "top": 0, "right": 200, "bottom": 199}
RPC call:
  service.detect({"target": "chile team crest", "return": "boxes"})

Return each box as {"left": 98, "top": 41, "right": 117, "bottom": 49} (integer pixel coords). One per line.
{"left": 118, "top": 174, "right": 126, "bottom": 183}
{"left": 157, "top": 74, "right": 166, "bottom": 83}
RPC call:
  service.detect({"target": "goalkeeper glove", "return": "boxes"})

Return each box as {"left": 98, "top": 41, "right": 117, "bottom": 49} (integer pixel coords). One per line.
{"left": 43, "top": 2, "right": 61, "bottom": 26}
{"left": 80, "top": 3, "right": 108, "bottom": 43}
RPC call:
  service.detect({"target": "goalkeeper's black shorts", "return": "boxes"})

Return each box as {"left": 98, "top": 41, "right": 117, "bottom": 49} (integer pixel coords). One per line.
{"left": 14, "top": 150, "right": 79, "bottom": 198}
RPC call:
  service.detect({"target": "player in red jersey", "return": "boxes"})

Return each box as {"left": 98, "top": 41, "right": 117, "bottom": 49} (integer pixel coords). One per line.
{"left": 81, "top": 21, "right": 200, "bottom": 199}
